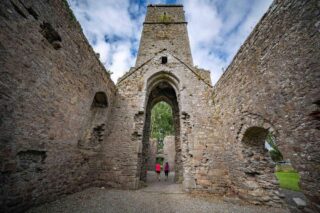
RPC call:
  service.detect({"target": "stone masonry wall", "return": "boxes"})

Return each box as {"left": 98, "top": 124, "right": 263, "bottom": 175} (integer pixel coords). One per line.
{"left": 135, "top": 5, "right": 193, "bottom": 67}
{"left": 210, "top": 0, "right": 319, "bottom": 209}
{"left": 101, "top": 50, "right": 215, "bottom": 189}
{"left": 99, "top": 5, "right": 216, "bottom": 189}
{"left": 147, "top": 138, "right": 157, "bottom": 171}
{"left": 0, "top": 0, "right": 116, "bottom": 212}
{"left": 1, "top": 0, "right": 319, "bottom": 212}
{"left": 163, "top": 135, "right": 175, "bottom": 171}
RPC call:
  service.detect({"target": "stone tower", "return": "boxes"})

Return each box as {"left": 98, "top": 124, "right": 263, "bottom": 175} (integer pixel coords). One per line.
{"left": 105, "top": 4, "right": 213, "bottom": 188}
{"left": 135, "top": 5, "right": 193, "bottom": 66}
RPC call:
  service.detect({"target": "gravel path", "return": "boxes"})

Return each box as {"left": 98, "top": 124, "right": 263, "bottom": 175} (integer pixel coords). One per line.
{"left": 27, "top": 172, "right": 289, "bottom": 213}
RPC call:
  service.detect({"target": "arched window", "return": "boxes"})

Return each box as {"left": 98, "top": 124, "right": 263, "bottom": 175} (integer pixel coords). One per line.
{"left": 242, "top": 126, "right": 268, "bottom": 147}
{"left": 92, "top": 92, "right": 108, "bottom": 108}
{"left": 241, "top": 126, "right": 271, "bottom": 177}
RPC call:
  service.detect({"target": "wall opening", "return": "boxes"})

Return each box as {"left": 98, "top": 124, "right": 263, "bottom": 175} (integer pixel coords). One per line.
{"left": 139, "top": 80, "right": 181, "bottom": 183}
{"left": 92, "top": 91, "right": 108, "bottom": 108}
{"left": 242, "top": 127, "right": 272, "bottom": 176}
{"left": 161, "top": 56, "right": 168, "bottom": 64}
{"left": 39, "top": 22, "right": 62, "bottom": 50}
{"left": 241, "top": 126, "right": 302, "bottom": 207}
{"left": 147, "top": 102, "right": 174, "bottom": 172}
{"left": 78, "top": 92, "right": 109, "bottom": 150}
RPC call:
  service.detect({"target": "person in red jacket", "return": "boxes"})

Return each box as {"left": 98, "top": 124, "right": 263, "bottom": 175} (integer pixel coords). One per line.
{"left": 164, "top": 162, "right": 170, "bottom": 181}
{"left": 155, "top": 163, "right": 161, "bottom": 181}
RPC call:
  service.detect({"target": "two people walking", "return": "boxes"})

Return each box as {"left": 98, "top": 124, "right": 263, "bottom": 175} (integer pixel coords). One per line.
{"left": 155, "top": 162, "right": 170, "bottom": 181}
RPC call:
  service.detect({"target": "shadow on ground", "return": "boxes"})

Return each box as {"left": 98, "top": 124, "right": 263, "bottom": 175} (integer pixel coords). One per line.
{"left": 27, "top": 171, "right": 289, "bottom": 213}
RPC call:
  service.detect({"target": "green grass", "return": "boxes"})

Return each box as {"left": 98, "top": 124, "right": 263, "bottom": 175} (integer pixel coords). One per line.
{"left": 275, "top": 171, "right": 301, "bottom": 191}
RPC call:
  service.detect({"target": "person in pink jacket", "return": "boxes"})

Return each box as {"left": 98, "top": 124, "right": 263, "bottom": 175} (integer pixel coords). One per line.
{"left": 155, "top": 163, "right": 161, "bottom": 181}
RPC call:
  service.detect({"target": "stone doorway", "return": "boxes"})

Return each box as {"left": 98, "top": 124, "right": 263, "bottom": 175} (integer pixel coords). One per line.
{"left": 139, "top": 78, "right": 182, "bottom": 183}
{"left": 240, "top": 126, "right": 303, "bottom": 208}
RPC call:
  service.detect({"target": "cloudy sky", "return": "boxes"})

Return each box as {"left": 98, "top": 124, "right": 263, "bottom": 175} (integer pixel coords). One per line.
{"left": 67, "top": 0, "right": 272, "bottom": 85}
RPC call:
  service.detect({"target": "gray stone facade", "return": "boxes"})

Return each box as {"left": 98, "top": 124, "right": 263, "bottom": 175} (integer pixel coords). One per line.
{"left": 135, "top": 5, "right": 193, "bottom": 67}
{"left": 0, "top": 0, "right": 116, "bottom": 212}
{"left": 102, "top": 4, "right": 214, "bottom": 188}
{"left": 0, "top": 0, "right": 319, "bottom": 212}
{"left": 209, "top": 1, "right": 320, "bottom": 210}
{"left": 147, "top": 138, "right": 157, "bottom": 171}
{"left": 163, "top": 136, "right": 175, "bottom": 171}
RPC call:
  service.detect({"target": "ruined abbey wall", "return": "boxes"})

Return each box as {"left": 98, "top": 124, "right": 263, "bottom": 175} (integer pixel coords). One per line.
{"left": 1, "top": 0, "right": 319, "bottom": 212}
{"left": 0, "top": 0, "right": 116, "bottom": 212}
{"left": 147, "top": 138, "right": 157, "bottom": 171}
{"left": 99, "top": 50, "right": 214, "bottom": 188}
{"left": 94, "top": 5, "right": 216, "bottom": 190}
{"left": 163, "top": 136, "right": 175, "bottom": 170}
{"left": 209, "top": 0, "right": 320, "bottom": 209}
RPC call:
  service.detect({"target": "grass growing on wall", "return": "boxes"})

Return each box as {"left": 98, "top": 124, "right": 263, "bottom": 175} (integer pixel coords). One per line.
{"left": 159, "top": 13, "right": 171, "bottom": 22}
{"left": 275, "top": 171, "right": 301, "bottom": 191}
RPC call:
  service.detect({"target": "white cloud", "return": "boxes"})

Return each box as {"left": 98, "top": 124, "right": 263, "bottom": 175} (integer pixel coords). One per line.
{"left": 183, "top": 0, "right": 222, "bottom": 46}
{"left": 182, "top": 0, "right": 272, "bottom": 85}
{"left": 68, "top": 0, "right": 144, "bottom": 82}
{"left": 68, "top": 0, "right": 272, "bottom": 85}
{"left": 109, "top": 41, "right": 136, "bottom": 81}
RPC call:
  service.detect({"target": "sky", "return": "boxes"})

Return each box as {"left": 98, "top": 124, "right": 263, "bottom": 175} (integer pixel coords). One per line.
{"left": 67, "top": 0, "right": 273, "bottom": 85}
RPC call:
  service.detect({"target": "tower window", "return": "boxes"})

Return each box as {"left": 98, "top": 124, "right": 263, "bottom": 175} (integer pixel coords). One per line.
{"left": 161, "top": 56, "right": 168, "bottom": 64}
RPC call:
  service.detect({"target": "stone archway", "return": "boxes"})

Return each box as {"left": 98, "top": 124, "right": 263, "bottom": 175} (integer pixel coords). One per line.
{"left": 238, "top": 124, "right": 284, "bottom": 206}
{"left": 232, "top": 117, "right": 282, "bottom": 205}
{"left": 139, "top": 73, "right": 182, "bottom": 183}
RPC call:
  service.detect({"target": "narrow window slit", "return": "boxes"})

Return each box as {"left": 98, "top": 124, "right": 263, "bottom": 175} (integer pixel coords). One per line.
{"left": 161, "top": 56, "right": 168, "bottom": 64}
